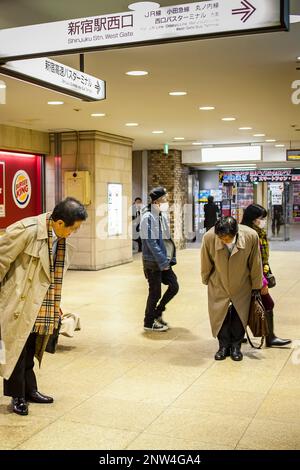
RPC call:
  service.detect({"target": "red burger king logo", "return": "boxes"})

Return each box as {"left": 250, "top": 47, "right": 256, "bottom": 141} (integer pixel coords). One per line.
{"left": 12, "top": 170, "right": 31, "bottom": 208}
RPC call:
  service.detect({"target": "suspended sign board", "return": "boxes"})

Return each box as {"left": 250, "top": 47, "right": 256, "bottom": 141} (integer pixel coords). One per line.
{"left": 0, "top": 0, "right": 289, "bottom": 62}
{"left": 0, "top": 58, "right": 105, "bottom": 101}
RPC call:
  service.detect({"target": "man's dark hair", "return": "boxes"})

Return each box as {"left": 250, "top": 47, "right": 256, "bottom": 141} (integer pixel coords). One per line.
{"left": 215, "top": 216, "right": 238, "bottom": 237}
{"left": 207, "top": 195, "right": 214, "bottom": 203}
{"left": 134, "top": 197, "right": 142, "bottom": 202}
{"left": 51, "top": 197, "right": 88, "bottom": 227}
{"left": 241, "top": 204, "right": 267, "bottom": 228}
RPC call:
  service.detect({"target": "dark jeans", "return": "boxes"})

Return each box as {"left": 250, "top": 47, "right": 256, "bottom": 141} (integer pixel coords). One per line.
{"left": 217, "top": 305, "right": 245, "bottom": 349}
{"left": 3, "top": 333, "right": 37, "bottom": 398}
{"left": 143, "top": 262, "right": 179, "bottom": 327}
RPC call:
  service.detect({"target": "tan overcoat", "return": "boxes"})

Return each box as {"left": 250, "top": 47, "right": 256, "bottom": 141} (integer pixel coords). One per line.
{"left": 201, "top": 225, "right": 263, "bottom": 337}
{"left": 0, "top": 213, "right": 74, "bottom": 380}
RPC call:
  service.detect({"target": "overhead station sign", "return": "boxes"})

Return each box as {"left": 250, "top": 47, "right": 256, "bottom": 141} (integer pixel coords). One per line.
{"left": 0, "top": 58, "right": 106, "bottom": 101}
{"left": 0, "top": 0, "right": 289, "bottom": 62}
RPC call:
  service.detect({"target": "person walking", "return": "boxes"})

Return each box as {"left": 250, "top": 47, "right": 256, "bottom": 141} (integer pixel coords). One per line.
{"left": 140, "top": 187, "right": 179, "bottom": 332}
{"left": 0, "top": 197, "right": 88, "bottom": 415}
{"left": 204, "top": 195, "right": 220, "bottom": 232}
{"left": 201, "top": 216, "right": 263, "bottom": 361}
{"left": 242, "top": 204, "right": 291, "bottom": 347}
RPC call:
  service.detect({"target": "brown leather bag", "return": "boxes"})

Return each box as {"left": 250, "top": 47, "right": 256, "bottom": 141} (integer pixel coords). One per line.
{"left": 246, "top": 292, "right": 269, "bottom": 349}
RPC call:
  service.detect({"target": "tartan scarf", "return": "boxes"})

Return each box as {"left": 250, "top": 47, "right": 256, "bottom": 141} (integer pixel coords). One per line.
{"left": 33, "top": 216, "right": 66, "bottom": 335}
{"left": 252, "top": 224, "right": 269, "bottom": 267}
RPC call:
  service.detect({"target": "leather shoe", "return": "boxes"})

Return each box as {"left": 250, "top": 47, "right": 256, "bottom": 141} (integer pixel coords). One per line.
{"left": 231, "top": 346, "right": 243, "bottom": 361}
{"left": 11, "top": 397, "right": 28, "bottom": 416}
{"left": 26, "top": 391, "right": 54, "bottom": 404}
{"left": 215, "top": 346, "right": 231, "bottom": 361}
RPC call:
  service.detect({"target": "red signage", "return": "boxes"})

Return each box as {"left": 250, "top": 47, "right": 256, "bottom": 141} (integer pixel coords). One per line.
{"left": 0, "top": 151, "right": 42, "bottom": 229}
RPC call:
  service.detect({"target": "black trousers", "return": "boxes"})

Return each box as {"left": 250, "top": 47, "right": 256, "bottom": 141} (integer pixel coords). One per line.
{"left": 3, "top": 333, "right": 37, "bottom": 398}
{"left": 217, "top": 305, "right": 245, "bottom": 349}
{"left": 143, "top": 263, "right": 179, "bottom": 327}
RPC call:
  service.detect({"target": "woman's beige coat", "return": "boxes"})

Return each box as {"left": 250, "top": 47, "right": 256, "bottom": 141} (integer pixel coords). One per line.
{"left": 0, "top": 213, "right": 74, "bottom": 380}
{"left": 201, "top": 225, "right": 263, "bottom": 337}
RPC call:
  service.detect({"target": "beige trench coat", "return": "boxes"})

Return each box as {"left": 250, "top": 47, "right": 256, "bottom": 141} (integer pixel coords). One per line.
{"left": 201, "top": 224, "right": 263, "bottom": 337}
{"left": 0, "top": 213, "right": 74, "bottom": 380}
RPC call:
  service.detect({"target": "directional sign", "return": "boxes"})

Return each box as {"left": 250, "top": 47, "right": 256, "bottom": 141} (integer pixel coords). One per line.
{"left": 0, "top": 58, "right": 106, "bottom": 101}
{"left": 0, "top": 0, "right": 289, "bottom": 62}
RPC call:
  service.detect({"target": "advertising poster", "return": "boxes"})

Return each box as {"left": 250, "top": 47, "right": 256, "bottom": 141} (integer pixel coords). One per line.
{"left": 0, "top": 162, "right": 5, "bottom": 217}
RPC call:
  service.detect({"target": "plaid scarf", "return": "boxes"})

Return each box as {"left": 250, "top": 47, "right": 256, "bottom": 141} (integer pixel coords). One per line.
{"left": 252, "top": 224, "right": 269, "bottom": 268}
{"left": 33, "top": 216, "right": 66, "bottom": 335}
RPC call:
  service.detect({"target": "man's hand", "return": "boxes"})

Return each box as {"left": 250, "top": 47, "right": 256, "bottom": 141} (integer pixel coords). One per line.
{"left": 261, "top": 286, "right": 269, "bottom": 295}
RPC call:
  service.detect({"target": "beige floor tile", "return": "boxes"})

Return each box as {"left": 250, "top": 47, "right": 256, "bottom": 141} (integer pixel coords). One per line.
{"left": 65, "top": 395, "right": 165, "bottom": 432}
{"left": 173, "top": 386, "right": 265, "bottom": 418}
{"left": 146, "top": 408, "right": 251, "bottom": 447}
{"left": 255, "top": 389, "right": 300, "bottom": 423}
{"left": 238, "top": 418, "right": 300, "bottom": 450}
{"left": 17, "top": 420, "right": 138, "bottom": 450}
{"left": 127, "top": 433, "right": 234, "bottom": 450}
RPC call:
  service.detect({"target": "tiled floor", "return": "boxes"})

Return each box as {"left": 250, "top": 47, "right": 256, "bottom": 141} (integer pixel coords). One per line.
{"left": 1, "top": 249, "right": 300, "bottom": 450}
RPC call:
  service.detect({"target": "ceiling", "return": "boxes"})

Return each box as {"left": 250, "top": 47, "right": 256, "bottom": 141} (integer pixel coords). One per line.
{"left": 1, "top": 1, "right": 300, "bottom": 153}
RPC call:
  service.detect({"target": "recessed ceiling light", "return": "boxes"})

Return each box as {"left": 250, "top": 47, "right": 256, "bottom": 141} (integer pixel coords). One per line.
{"left": 222, "top": 117, "right": 236, "bottom": 121}
{"left": 48, "top": 101, "right": 64, "bottom": 105}
{"left": 126, "top": 70, "right": 148, "bottom": 76}
{"left": 169, "top": 91, "right": 187, "bottom": 96}
{"left": 128, "top": 2, "right": 160, "bottom": 11}
{"left": 152, "top": 130, "right": 164, "bottom": 134}
{"left": 192, "top": 142, "right": 203, "bottom": 145}
{"left": 275, "top": 144, "right": 285, "bottom": 147}
{"left": 91, "top": 113, "right": 106, "bottom": 117}
{"left": 125, "top": 122, "right": 139, "bottom": 126}
{"left": 199, "top": 106, "right": 215, "bottom": 110}
{"left": 253, "top": 134, "right": 265, "bottom": 137}
{"left": 265, "top": 139, "right": 276, "bottom": 142}
{"left": 239, "top": 127, "right": 252, "bottom": 130}
{"left": 173, "top": 137, "right": 185, "bottom": 140}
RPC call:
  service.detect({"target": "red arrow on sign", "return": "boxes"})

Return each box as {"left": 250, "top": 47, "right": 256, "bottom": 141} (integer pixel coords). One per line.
{"left": 232, "top": 0, "right": 257, "bottom": 23}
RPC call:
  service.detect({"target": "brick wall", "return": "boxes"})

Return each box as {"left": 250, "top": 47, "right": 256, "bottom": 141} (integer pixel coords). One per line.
{"left": 148, "top": 149, "right": 189, "bottom": 248}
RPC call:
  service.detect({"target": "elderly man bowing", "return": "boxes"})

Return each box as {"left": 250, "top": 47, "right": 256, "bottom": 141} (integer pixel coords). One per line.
{"left": 201, "top": 216, "right": 263, "bottom": 362}
{"left": 0, "top": 197, "right": 87, "bottom": 415}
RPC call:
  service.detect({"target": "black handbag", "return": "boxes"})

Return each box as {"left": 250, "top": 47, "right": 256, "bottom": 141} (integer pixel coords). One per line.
{"left": 265, "top": 269, "right": 276, "bottom": 289}
{"left": 45, "top": 317, "right": 62, "bottom": 354}
{"left": 246, "top": 292, "right": 269, "bottom": 349}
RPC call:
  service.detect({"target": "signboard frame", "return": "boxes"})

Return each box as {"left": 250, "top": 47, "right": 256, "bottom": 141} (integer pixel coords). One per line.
{"left": 287, "top": 149, "right": 300, "bottom": 161}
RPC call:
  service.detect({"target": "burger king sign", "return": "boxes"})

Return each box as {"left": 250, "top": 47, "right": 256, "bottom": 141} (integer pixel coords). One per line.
{"left": 12, "top": 170, "right": 32, "bottom": 208}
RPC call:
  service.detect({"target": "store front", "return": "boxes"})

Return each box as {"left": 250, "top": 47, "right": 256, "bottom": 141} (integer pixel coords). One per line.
{"left": 0, "top": 150, "right": 43, "bottom": 230}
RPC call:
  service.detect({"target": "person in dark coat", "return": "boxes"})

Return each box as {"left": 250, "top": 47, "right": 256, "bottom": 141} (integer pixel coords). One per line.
{"left": 204, "top": 196, "right": 220, "bottom": 231}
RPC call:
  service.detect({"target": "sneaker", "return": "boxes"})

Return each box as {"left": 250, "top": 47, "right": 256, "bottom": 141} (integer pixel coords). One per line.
{"left": 157, "top": 316, "right": 169, "bottom": 327}
{"left": 144, "top": 319, "right": 169, "bottom": 332}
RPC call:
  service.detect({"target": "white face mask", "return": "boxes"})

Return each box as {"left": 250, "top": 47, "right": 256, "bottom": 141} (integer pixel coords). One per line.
{"left": 159, "top": 202, "right": 169, "bottom": 212}
{"left": 255, "top": 219, "right": 266, "bottom": 229}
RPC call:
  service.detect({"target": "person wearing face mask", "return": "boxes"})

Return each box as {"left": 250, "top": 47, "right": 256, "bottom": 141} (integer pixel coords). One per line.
{"left": 140, "top": 187, "right": 179, "bottom": 332}
{"left": 242, "top": 204, "right": 291, "bottom": 347}
{"left": 201, "top": 216, "right": 263, "bottom": 361}
{"left": 132, "top": 197, "right": 143, "bottom": 253}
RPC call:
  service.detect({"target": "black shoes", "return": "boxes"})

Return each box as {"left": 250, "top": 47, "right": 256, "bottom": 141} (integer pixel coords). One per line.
{"left": 231, "top": 346, "right": 243, "bottom": 361}
{"left": 11, "top": 397, "right": 28, "bottom": 416}
{"left": 215, "top": 346, "right": 243, "bottom": 361}
{"left": 26, "top": 391, "right": 54, "bottom": 404}
{"left": 215, "top": 347, "right": 231, "bottom": 361}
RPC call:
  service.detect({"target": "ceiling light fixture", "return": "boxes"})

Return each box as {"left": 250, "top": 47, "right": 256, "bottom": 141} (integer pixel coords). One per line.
{"left": 48, "top": 101, "right": 64, "bottom": 105}
{"left": 169, "top": 91, "right": 187, "bottom": 96}
{"left": 239, "top": 127, "right": 253, "bottom": 130}
{"left": 125, "top": 122, "right": 139, "bottom": 126}
{"left": 265, "top": 139, "right": 276, "bottom": 142}
{"left": 222, "top": 117, "right": 236, "bottom": 121}
{"left": 199, "top": 106, "right": 215, "bottom": 110}
{"left": 253, "top": 134, "right": 265, "bottom": 137}
{"left": 192, "top": 142, "right": 203, "bottom": 145}
{"left": 152, "top": 130, "right": 164, "bottom": 134}
{"left": 275, "top": 144, "right": 285, "bottom": 147}
{"left": 126, "top": 70, "right": 148, "bottom": 76}
{"left": 128, "top": 2, "right": 160, "bottom": 11}
{"left": 174, "top": 137, "right": 185, "bottom": 140}
{"left": 91, "top": 113, "right": 106, "bottom": 117}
